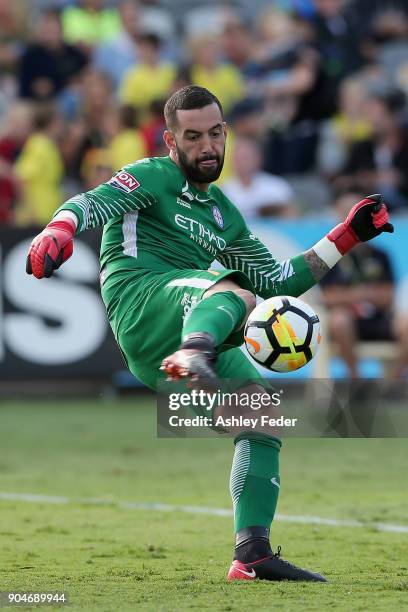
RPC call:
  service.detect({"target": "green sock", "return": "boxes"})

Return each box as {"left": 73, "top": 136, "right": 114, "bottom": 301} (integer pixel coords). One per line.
{"left": 182, "top": 291, "right": 247, "bottom": 347}
{"left": 230, "top": 433, "right": 281, "bottom": 533}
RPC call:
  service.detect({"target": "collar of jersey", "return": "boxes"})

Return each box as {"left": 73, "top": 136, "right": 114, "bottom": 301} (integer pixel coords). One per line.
{"left": 167, "top": 155, "right": 212, "bottom": 202}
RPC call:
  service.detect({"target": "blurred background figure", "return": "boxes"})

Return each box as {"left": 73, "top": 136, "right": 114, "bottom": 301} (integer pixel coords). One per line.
{"left": 219, "top": 13, "right": 253, "bottom": 77}
{"left": 14, "top": 104, "right": 63, "bottom": 226}
{"left": 92, "top": 0, "right": 142, "bottom": 91}
{"left": 320, "top": 189, "right": 408, "bottom": 379}
{"left": 338, "top": 89, "right": 408, "bottom": 211}
{"left": 249, "top": 7, "right": 319, "bottom": 118}
{"left": 317, "top": 77, "right": 372, "bottom": 177}
{"left": 248, "top": 7, "right": 323, "bottom": 186}
{"left": 0, "top": 0, "right": 28, "bottom": 102}
{"left": 61, "top": 0, "right": 121, "bottom": 50}
{"left": 140, "top": 98, "right": 167, "bottom": 157}
{"left": 188, "top": 32, "right": 244, "bottom": 114}
{"left": 80, "top": 146, "right": 113, "bottom": 190}
{"left": 309, "top": 0, "right": 363, "bottom": 118}
{"left": 119, "top": 32, "right": 175, "bottom": 119}
{"left": 362, "top": 7, "right": 408, "bottom": 76}
{"left": 346, "top": 0, "right": 408, "bottom": 41}
{"left": 0, "top": 0, "right": 406, "bottom": 223}
{"left": 59, "top": 68, "right": 115, "bottom": 193}
{"left": 0, "top": 102, "right": 33, "bottom": 224}
{"left": 107, "top": 104, "right": 147, "bottom": 171}
{"left": 18, "top": 9, "right": 88, "bottom": 101}
{"left": 220, "top": 97, "right": 266, "bottom": 183}
{"left": 222, "top": 136, "right": 297, "bottom": 219}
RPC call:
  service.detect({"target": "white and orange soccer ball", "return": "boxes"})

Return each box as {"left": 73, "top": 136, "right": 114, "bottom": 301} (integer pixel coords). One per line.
{"left": 244, "top": 296, "right": 321, "bottom": 372}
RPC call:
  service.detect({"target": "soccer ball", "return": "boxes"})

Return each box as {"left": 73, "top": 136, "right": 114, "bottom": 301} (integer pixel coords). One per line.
{"left": 244, "top": 296, "right": 321, "bottom": 372}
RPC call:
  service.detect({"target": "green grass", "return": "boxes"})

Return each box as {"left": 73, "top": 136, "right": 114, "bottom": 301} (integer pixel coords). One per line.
{"left": 0, "top": 397, "right": 407, "bottom": 611}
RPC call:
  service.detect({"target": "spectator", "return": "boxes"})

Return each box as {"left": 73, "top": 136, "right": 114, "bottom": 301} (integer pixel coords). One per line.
{"left": 0, "top": 0, "right": 28, "bottom": 100}
{"left": 170, "top": 65, "right": 193, "bottom": 95}
{"left": 345, "top": 0, "right": 408, "bottom": 40}
{"left": 249, "top": 6, "right": 320, "bottom": 121}
{"left": 339, "top": 89, "right": 408, "bottom": 211}
{"left": 362, "top": 10, "right": 408, "bottom": 95}
{"left": 222, "top": 137, "right": 297, "bottom": 219}
{"left": 62, "top": 0, "right": 121, "bottom": 49}
{"left": 80, "top": 68, "right": 115, "bottom": 130}
{"left": 244, "top": 8, "right": 322, "bottom": 175}
{"left": 219, "top": 15, "right": 253, "bottom": 76}
{"left": 14, "top": 105, "right": 64, "bottom": 226}
{"left": 19, "top": 10, "right": 88, "bottom": 100}
{"left": 317, "top": 77, "right": 372, "bottom": 176}
{"left": 119, "top": 32, "right": 175, "bottom": 118}
{"left": 0, "top": 102, "right": 33, "bottom": 224}
{"left": 228, "top": 98, "right": 266, "bottom": 140}
{"left": 80, "top": 147, "right": 113, "bottom": 190}
{"left": 309, "top": 0, "right": 364, "bottom": 117}
{"left": 220, "top": 97, "right": 266, "bottom": 182}
{"left": 189, "top": 32, "right": 244, "bottom": 114}
{"left": 263, "top": 111, "right": 320, "bottom": 176}
{"left": 93, "top": 0, "right": 142, "bottom": 90}
{"left": 320, "top": 189, "right": 408, "bottom": 379}
{"left": 60, "top": 68, "right": 115, "bottom": 188}
{"left": 140, "top": 98, "right": 166, "bottom": 157}
{"left": 108, "top": 105, "right": 147, "bottom": 171}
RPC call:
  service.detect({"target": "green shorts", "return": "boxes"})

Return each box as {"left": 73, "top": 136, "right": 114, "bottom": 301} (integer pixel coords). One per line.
{"left": 101, "top": 267, "right": 263, "bottom": 390}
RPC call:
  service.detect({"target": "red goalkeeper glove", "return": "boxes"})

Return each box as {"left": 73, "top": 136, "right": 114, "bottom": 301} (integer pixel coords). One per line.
{"left": 26, "top": 218, "right": 76, "bottom": 279}
{"left": 313, "top": 194, "right": 393, "bottom": 268}
{"left": 327, "top": 193, "right": 394, "bottom": 254}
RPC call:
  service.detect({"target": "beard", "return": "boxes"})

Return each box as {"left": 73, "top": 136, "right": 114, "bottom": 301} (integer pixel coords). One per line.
{"left": 175, "top": 143, "right": 224, "bottom": 184}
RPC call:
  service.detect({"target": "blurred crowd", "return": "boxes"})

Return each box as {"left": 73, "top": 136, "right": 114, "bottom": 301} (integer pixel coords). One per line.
{"left": 1, "top": 0, "right": 408, "bottom": 226}
{"left": 1, "top": 0, "right": 407, "bottom": 378}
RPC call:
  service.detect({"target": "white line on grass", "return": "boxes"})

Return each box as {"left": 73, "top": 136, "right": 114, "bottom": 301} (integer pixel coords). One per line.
{"left": 1, "top": 492, "right": 407, "bottom": 534}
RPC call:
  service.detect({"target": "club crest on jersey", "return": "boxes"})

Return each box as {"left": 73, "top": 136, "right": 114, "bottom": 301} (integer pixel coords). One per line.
{"left": 212, "top": 205, "right": 224, "bottom": 229}
{"left": 107, "top": 171, "right": 140, "bottom": 193}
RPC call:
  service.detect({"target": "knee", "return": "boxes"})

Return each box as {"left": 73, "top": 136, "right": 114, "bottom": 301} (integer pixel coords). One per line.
{"left": 203, "top": 280, "right": 256, "bottom": 314}
{"left": 234, "top": 288, "right": 257, "bottom": 314}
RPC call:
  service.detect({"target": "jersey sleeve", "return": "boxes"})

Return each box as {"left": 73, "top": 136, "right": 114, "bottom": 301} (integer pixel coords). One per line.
{"left": 54, "top": 162, "right": 158, "bottom": 233}
{"left": 217, "top": 227, "right": 315, "bottom": 299}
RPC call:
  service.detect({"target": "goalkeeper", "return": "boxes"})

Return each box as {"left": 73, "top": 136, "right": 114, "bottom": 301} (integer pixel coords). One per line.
{"left": 26, "top": 86, "right": 393, "bottom": 583}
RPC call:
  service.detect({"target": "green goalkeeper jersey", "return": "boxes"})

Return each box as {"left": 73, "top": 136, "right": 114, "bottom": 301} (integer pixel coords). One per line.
{"left": 55, "top": 155, "right": 314, "bottom": 298}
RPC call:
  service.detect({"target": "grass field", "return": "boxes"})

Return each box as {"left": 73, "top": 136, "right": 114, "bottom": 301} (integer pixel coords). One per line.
{"left": 0, "top": 396, "right": 407, "bottom": 611}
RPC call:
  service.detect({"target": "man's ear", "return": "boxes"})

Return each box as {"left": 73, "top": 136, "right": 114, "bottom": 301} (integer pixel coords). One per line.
{"left": 222, "top": 121, "right": 227, "bottom": 139}
{"left": 163, "top": 129, "right": 176, "bottom": 152}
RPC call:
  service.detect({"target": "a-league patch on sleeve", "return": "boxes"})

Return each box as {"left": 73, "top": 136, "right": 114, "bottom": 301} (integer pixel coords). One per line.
{"left": 107, "top": 171, "right": 140, "bottom": 194}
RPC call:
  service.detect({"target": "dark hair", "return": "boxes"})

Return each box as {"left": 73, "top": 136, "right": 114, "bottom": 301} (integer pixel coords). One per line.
{"left": 372, "top": 88, "right": 407, "bottom": 114}
{"left": 119, "top": 104, "right": 139, "bottom": 129}
{"left": 33, "top": 104, "right": 56, "bottom": 131}
{"left": 164, "top": 85, "right": 223, "bottom": 130}
{"left": 145, "top": 99, "right": 164, "bottom": 123}
{"left": 139, "top": 32, "right": 162, "bottom": 50}
{"left": 42, "top": 9, "right": 61, "bottom": 21}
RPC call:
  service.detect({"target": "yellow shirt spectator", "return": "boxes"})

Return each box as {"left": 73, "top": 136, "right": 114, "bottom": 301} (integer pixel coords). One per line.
{"left": 62, "top": 6, "right": 121, "bottom": 46}
{"left": 80, "top": 148, "right": 113, "bottom": 190}
{"left": 15, "top": 133, "right": 63, "bottom": 226}
{"left": 120, "top": 33, "right": 175, "bottom": 117}
{"left": 188, "top": 33, "right": 244, "bottom": 114}
{"left": 333, "top": 114, "right": 372, "bottom": 143}
{"left": 109, "top": 129, "right": 147, "bottom": 171}
{"left": 191, "top": 64, "right": 244, "bottom": 114}
{"left": 120, "top": 63, "right": 176, "bottom": 114}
